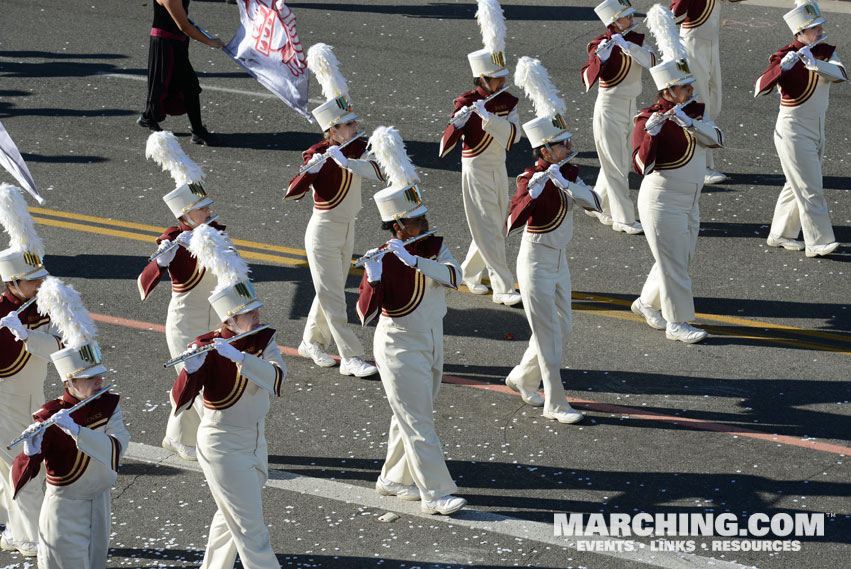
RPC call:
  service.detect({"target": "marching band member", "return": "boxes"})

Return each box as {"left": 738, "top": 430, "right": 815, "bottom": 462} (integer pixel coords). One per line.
{"left": 139, "top": 131, "right": 225, "bottom": 461}
{"left": 285, "top": 43, "right": 381, "bottom": 378}
{"left": 505, "top": 58, "right": 602, "bottom": 424}
{"left": 438, "top": 0, "right": 522, "bottom": 306}
{"left": 12, "top": 277, "right": 130, "bottom": 569}
{"left": 357, "top": 127, "right": 466, "bottom": 516}
{"left": 172, "top": 224, "right": 285, "bottom": 569}
{"left": 631, "top": 5, "right": 724, "bottom": 343}
{"left": 671, "top": 0, "right": 732, "bottom": 184}
{"left": 754, "top": 0, "right": 845, "bottom": 258}
{"left": 582, "top": 0, "right": 655, "bottom": 234}
{"left": 0, "top": 184, "right": 60, "bottom": 557}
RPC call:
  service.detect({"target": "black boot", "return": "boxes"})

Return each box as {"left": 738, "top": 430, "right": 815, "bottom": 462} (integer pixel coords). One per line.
{"left": 191, "top": 126, "right": 219, "bottom": 146}
{"left": 137, "top": 114, "right": 162, "bottom": 131}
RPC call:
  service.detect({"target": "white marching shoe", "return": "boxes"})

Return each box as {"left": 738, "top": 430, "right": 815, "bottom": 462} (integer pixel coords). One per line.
{"left": 805, "top": 242, "right": 839, "bottom": 258}
{"left": 375, "top": 476, "right": 421, "bottom": 501}
{"left": 298, "top": 341, "right": 336, "bottom": 367}
{"left": 631, "top": 298, "right": 666, "bottom": 330}
{"left": 766, "top": 234, "right": 805, "bottom": 251}
{"left": 543, "top": 404, "right": 585, "bottom": 424}
{"left": 666, "top": 322, "right": 708, "bottom": 344}
{"left": 704, "top": 169, "right": 728, "bottom": 184}
{"left": 161, "top": 436, "right": 197, "bottom": 461}
{"left": 421, "top": 495, "right": 467, "bottom": 515}
{"left": 613, "top": 221, "right": 643, "bottom": 235}
{"left": 463, "top": 281, "right": 489, "bottom": 295}
{"left": 340, "top": 356, "right": 378, "bottom": 378}
{"left": 1, "top": 530, "right": 37, "bottom": 557}
{"left": 493, "top": 292, "right": 522, "bottom": 306}
{"left": 505, "top": 376, "right": 544, "bottom": 407}
{"left": 585, "top": 209, "right": 613, "bottom": 225}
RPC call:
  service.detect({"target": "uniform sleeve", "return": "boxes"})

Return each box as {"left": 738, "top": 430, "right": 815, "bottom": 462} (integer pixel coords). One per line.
{"left": 171, "top": 361, "right": 206, "bottom": 416}
{"left": 415, "top": 244, "right": 460, "bottom": 290}
{"left": 356, "top": 272, "right": 383, "bottom": 327}
{"left": 754, "top": 56, "right": 784, "bottom": 98}
{"left": 505, "top": 175, "right": 537, "bottom": 236}
{"left": 76, "top": 405, "right": 130, "bottom": 471}
{"left": 670, "top": 0, "right": 690, "bottom": 24}
{"left": 632, "top": 115, "right": 659, "bottom": 175}
{"left": 564, "top": 179, "right": 603, "bottom": 212}
{"left": 23, "top": 328, "right": 62, "bottom": 360}
{"left": 689, "top": 117, "right": 724, "bottom": 149}
{"left": 479, "top": 108, "right": 519, "bottom": 152}
{"left": 810, "top": 53, "right": 847, "bottom": 82}
{"left": 438, "top": 99, "right": 467, "bottom": 157}
{"left": 237, "top": 336, "right": 286, "bottom": 396}
{"left": 11, "top": 450, "right": 43, "bottom": 499}
{"left": 581, "top": 44, "right": 602, "bottom": 92}
{"left": 346, "top": 153, "right": 384, "bottom": 181}
{"left": 284, "top": 154, "right": 322, "bottom": 201}
{"left": 137, "top": 260, "right": 167, "bottom": 301}
{"left": 625, "top": 43, "right": 656, "bottom": 69}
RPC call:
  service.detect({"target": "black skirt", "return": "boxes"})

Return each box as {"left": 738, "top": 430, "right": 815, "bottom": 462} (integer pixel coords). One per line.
{"left": 144, "top": 35, "right": 202, "bottom": 121}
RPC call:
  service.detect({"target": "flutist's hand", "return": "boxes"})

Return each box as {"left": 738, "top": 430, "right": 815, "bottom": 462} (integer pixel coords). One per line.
{"left": 364, "top": 249, "right": 383, "bottom": 283}
{"left": 596, "top": 39, "right": 614, "bottom": 63}
{"left": 182, "top": 344, "right": 207, "bottom": 374}
{"left": 213, "top": 338, "right": 245, "bottom": 363}
{"left": 52, "top": 409, "right": 81, "bottom": 438}
{"left": 155, "top": 239, "right": 178, "bottom": 267}
{"left": 671, "top": 106, "right": 693, "bottom": 128}
{"left": 22, "top": 422, "right": 44, "bottom": 456}
{"left": 388, "top": 239, "right": 418, "bottom": 268}
{"left": 450, "top": 107, "right": 471, "bottom": 129}
{"left": 1, "top": 311, "right": 28, "bottom": 342}
{"left": 611, "top": 34, "right": 628, "bottom": 51}
{"left": 471, "top": 100, "right": 491, "bottom": 121}
{"left": 304, "top": 154, "right": 324, "bottom": 175}
{"left": 645, "top": 112, "right": 664, "bottom": 136}
{"left": 797, "top": 45, "right": 816, "bottom": 69}
{"left": 326, "top": 145, "right": 349, "bottom": 169}
{"left": 527, "top": 172, "right": 548, "bottom": 199}
{"left": 780, "top": 51, "right": 800, "bottom": 72}
{"left": 546, "top": 163, "right": 570, "bottom": 190}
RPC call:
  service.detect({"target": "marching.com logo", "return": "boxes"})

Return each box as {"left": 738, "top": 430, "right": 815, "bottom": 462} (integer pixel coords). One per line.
{"left": 553, "top": 513, "right": 825, "bottom": 553}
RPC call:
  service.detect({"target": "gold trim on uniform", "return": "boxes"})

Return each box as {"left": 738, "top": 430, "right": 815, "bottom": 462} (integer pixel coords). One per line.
{"left": 109, "top": 435, "right": 121, "bottom": 471}
{"left": 601, "top": 55, "right": 631, "bottom": 89}
{"left": 172, "top": 265, "right": 206, "bottom": 294}
{"left": 656, "top": 130, "right": 696, "bottom": 170}
{"left": 526, "top": 190, "right": 568, "bottom": 234}
{"left": 314, "top": 168, "right": 352, "bottom": 210}
{"left": 781, "top": 70, "right": 818, "bottom": 107}
{"left": 462, "top": 133, "right": 493, "bottom": 158}
{"left": 0, "top": 345, "right": 31, "bottom": 378}
{"left": 382, "top": 272, "right": 425, "bottom": 318}
{"left": 47, "top": 451, "right": 91, "bottom": 486}
{"left": 204, "top": 373, "right": 249, "bottom": 410}
{"left": 682, "top": 0, "right": 715, "bottom": 29}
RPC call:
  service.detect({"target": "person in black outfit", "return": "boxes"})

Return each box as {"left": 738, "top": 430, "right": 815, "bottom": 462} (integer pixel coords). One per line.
{"left": 138, "top": 0, "right": 225, "bottom": 146}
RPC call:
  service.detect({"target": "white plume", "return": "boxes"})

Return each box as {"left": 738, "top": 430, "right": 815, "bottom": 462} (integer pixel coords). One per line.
{"left": 514, "top": 57, "right": 565, "bottom": 118}
{"left": 476, "top": 0, "right": 506, "bottom": 54}
{"left": 36, "top": 276, "right": 97, "bottom": 350}
{"left": 188, "top": 224, "right": 250, "bottom": 294}
{"left": 307, "top": 43, "right": 348, "bottom": 100}
{"left": 646, "top": 4, "right": 685, "bottom": 64}
{"left": 0, "top": 183, "right": 44, "bottom": 256}
{"left": 145, "top": 131, "right": 204, "bottom": 188}
{"left": 367, "top": 126, "right": 419, "bottom": 189}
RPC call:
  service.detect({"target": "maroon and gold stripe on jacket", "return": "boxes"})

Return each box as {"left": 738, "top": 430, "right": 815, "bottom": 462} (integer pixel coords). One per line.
{"left": 439, "top": 87, "right": 519, "bottom": 158}
{"left": 506, "top": 159, "right": 577, "bottom": 237}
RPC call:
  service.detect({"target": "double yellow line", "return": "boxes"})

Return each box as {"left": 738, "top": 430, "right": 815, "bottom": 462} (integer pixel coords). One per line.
{"left": 29, "top": 206, "right": 851, "bottom": 356}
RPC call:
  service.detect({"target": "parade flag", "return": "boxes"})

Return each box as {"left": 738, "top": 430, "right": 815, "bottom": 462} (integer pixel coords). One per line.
{"left": 0, "top": 120, "right": 44, "bottom": 204}
{"left": 224, "top": 0, "right": 311, "bottom": 121}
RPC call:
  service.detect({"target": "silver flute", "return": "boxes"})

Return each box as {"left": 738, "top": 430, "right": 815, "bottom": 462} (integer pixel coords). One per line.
{"left": 148, "top": 214, "right": 220, "bottom": 263}
{"left": 449, "top": 85, "right": 510, "bottom": 124}
{"left": 297, "top": 131, "right": 367, "bottom": 176}
{"left": 7, "top": 385, "right": 113, "bottom": 450}
{"left": 645, "top": 95, "right": 699, "bottom": 132}
{"left": 163, "top": 324, "right": 270, "bottom": 368}
{"left": 352, "top": 229, "right": 438, "bottom": 268}
{"left": 0, "top": 296, "right": 38, "bottom": 332}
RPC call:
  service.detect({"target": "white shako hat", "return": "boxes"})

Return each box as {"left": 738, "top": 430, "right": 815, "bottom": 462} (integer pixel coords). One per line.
{"left": 146, "top": 131, "right": 212, "bottom": 219}
{"left": 187, "top": 224, "right": 262, "bottom": 321}
{"left": 0, "top": 183, "right": 48, "bottom": 282}
{"left": 784, "top": 0, "right": 825, "bottom": 34}
{"left": 595, "top": 0, "right": 637, "bottom": 26}
{"left": 514, "top": 57, "right": 570, "bottom": 149}
{"left": 646, "top": 4, "right": 695, "bottom": 90}
{"left": 367, "top": 126, "right": 428, "bottom": 222}
{"left": 35, "top": 276, "right": 107, "bottom": 380}
{"left": 307, "top": 43, "right": 358, "bottom": 130}
{"left": 468, "top": 0, "right": 509, "bottom": 78}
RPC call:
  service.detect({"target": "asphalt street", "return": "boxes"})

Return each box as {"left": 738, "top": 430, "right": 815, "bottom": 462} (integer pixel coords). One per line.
{"left": 0, "top": 0, "right": 849, "bottom": 568}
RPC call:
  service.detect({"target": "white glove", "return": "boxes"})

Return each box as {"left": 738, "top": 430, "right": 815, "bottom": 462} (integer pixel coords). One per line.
{"left": 326, "top": 145, "right": 348, "bottom": 169}
{"left": 22, "top": 424, "right": 44, "bottom": 456}
{"left": 304, "top": 154, "right": 324, "bottom": 174}
{"left": 546, "top": 163, "right": 570, "bottom": 189}
{"left": 780, "top": 51, "right": 800, "bottom": 72}
{"left": 181, "top": 344, "right": 207, "bottom": 374}
{"left": 671, "top": 106, "right": 693, "bottom": 128}
{"left": 154, "top": 239, "right": 178, "bottom": 267}
{"left": 471, "top": 99, "right": 491, "bottom": 121}
{"left": 1, "top": 311, "right": 28, "bottom": 342}
{"left": 596, "top": 39, "right": 614, "bottom": 63}
{"left": 451, "top": 107, "right": 471, "bottom": 129}
{"left": 175, "top": 230, "right": 194, "bottom": 245}
{"left": 213, "top": 338, "right": 245, "bottom": 363}
{"left": 388, "top": 239, "right": 418, "bottom": 268}
{"left": 611, "top": 34, "right": 629, "bottom": 51}
{"left": 52, "top": 409, "right": 80, "bottom": 438}
{"left": 527, "top": 172, "right": 548, "bottom": 199}
{"left": 797, "top": 45, "right": 816, "bottom": 68}
{"left": 645, "top": 112, "right": 664, "bottom": 136}
{"left": 364, "top": 248, "right": 383, "bottom": 282}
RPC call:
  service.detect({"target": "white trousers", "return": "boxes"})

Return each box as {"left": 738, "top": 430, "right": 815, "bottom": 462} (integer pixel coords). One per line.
{"left": 166, "top": 392, "right": 205, "bottom": 447}
{"left": 770, "top": 114, "right": 835, "bottom": 246}
{"left": 508, "top": 239, "right": 574, "bottom": 415}
{"left": 38, "top": 487, "right": 110, "bottom": 569}
{"left": 593, "top": 93, "right": 638, "bottom": 225}
{"left": 374, "top": 320, "right": 456, "bottom": 502}
{"left": 303, "top": 215, "right": 364, "bottom": 358}
{"left": 682, "top": 36, "right": 722, "bottom": 170}
{"left": 0, "top": 391, "right": 43, "bottom": 543}
{"left": 197, "top": 422, "right": 279, "bottom": 569}
{"left": 460, "top": 159, "right": 516, "bottom": 294}
{"left": 638, "top": 176, "right": 701, "bottom": 323}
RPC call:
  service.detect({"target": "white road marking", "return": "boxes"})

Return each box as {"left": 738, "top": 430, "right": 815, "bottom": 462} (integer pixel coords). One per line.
{"left": 125, "top": 442, "right": 752, "bottom": 569}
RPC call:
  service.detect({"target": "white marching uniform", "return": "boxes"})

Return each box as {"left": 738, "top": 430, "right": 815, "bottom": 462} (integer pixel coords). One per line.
{"left": 357, "top": 239, "right": 461, "bottom": 501}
